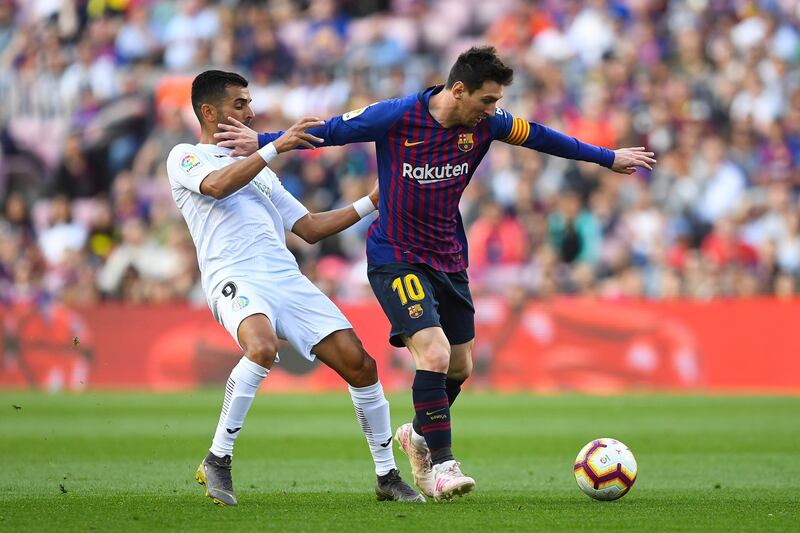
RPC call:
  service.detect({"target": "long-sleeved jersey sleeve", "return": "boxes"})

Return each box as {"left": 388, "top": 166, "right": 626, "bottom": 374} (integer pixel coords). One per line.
{"left": 257, "top": 98, "right": 409, "bottom": 149}
{"left": 488, "top": 108, "right": 615, "bottom": 168}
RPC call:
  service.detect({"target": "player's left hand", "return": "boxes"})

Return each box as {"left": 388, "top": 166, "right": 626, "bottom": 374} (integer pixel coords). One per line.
{"left": 215, "top": 117, "right": 259, "bottom": 157}
{"left": 610, "top": 147, "right": 656, "bottom": 174}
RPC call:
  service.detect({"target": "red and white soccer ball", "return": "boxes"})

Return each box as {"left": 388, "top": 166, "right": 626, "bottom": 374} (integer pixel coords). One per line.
{"left": 573, "top": 438, "right": 638, "bottom": 501}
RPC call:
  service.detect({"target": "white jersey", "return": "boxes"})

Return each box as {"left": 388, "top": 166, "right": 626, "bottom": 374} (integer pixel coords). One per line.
{"left": 166, "top": 143, "right": 309, "bottom": 297}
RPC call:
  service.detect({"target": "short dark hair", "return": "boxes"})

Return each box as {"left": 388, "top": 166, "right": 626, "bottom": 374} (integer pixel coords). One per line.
{"left": 445, "top": 46, "right": 514, "bottom": 92}
{"left": 191, "top": 70, "right": 249, "bottom": 123}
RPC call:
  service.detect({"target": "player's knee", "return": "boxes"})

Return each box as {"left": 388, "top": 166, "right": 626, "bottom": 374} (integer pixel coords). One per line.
{"left": 347, "top": 349, "right": 378, "bottom": 388}
{"left": 244, "top": 339, "right": 278, "bottom": 368}
{"left": 449, "top": 358, "right": 473, "bottom": 381}
{"left": 417, "top": 344, "right": 451, "bottom": 373}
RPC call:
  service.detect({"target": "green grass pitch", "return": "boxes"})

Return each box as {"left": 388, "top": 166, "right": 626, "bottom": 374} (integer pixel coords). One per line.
{"left": 2, "top": 392, "right": 798, "bottom": 531}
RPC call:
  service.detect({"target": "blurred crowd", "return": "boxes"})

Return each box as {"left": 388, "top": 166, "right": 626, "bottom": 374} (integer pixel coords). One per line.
{"left": 0, "top": 0, "right": 799, "bottom": 307}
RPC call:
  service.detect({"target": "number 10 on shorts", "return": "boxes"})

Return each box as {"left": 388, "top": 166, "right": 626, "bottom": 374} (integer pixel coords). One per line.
{"left": 391, "top": 274, "right": 425, "bottom": 305}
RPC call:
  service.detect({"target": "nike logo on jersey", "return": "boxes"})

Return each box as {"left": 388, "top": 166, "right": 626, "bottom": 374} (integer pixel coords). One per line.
{"left": 226, "top": 427, "right": 242, "bottom": 434}
{"left": 425, "top": 408, "right": 446, "bottom": 416}
{"left": 379, "top": 436, "right": 392, "bottom": 448}
{"left": 404, "top": 139, "right": 424, "bottom": 147}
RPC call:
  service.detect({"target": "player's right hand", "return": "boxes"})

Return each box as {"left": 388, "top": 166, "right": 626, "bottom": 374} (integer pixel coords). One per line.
{"left": 273, "top": 117, "right": 325, "bottom": 153}
{"left": 215, "top": 117, "right": 260, "bottom": 156}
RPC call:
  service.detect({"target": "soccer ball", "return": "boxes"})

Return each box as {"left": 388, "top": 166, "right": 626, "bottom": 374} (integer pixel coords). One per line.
{"left": 573, "top": 438, "right": 637, "bottom": 501}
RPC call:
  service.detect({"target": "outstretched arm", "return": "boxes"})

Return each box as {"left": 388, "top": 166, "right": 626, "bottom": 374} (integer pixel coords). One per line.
{"left": 214, "top": 99, "right": 408, "bottom": 156}
{"left": 491, "top": 111, "right": 656, "bottom": 174}
{"left": 200, "top": 117, "right": 324, "bottom": 199}
{"left": 290, "top": 181, "right": 379, "bottom": 244}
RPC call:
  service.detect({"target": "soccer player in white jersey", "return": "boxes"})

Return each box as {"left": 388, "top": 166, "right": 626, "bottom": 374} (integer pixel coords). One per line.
{"left": 166, "top": 70, "right": 424, "bottom": 506}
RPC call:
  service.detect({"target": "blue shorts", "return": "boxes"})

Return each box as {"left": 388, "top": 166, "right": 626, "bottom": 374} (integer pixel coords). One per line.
{"left": 367, "top": 263, "right": 475, "bottom": 348}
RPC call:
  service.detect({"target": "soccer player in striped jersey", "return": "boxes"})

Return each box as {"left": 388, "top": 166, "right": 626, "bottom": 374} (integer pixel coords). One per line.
{"left": 215, "top": 46, "right": 656, "bottom": 501}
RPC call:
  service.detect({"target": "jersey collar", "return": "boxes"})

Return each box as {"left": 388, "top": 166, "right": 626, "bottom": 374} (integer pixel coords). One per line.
{"left": 196, "top": 143, "right": 234, "bottom": 156}
{"left": 417, "top": 85, "right": 447, "bottom": 127}
{"left": 417, "top": 84, "right": 444, "bottom": 108}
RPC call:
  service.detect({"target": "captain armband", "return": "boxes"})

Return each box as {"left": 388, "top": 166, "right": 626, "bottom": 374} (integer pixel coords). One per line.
{"left": 503, "top": 117, "right": 531, "bottom": 145}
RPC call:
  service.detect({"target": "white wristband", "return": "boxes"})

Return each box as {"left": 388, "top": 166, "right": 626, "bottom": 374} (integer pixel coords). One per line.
{"left": 352, "top": 195, "right": 377, "bottom": 218}
{"left": 257, "top": 142, "right": 278, "bottom": 164}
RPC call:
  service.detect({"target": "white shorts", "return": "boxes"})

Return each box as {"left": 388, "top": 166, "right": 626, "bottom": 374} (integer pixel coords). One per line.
{"left": 208, "top": 274, "right": 352, "bottom": 361}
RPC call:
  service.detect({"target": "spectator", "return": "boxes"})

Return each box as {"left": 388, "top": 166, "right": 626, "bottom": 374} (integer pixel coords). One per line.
{"left": 162, "top": 0, "right": 220, "bottom": 71}
{"left": 37, "top": 195, "right": 87, "bottom": 267}
{"left": 468, "top": 199, "right": 527, "bottom": 270}
{"left": 96, "top": 216, "right": 181, "bottom": 299}
{"left": 548, "top": 190, "right": 602, "bottom": 266}
{"left": 694, "top": 136, "right": 747, "bottom": 226}
{"left": 51, "top": 131, "right": 103, "bottom": 198}
{"left": 115, "top": 4, "right": 161, "bottom": 65}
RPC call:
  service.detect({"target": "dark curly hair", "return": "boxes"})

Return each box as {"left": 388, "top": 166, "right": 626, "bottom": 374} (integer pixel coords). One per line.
{"left": 445, "top": 46, "right": 514, "bottom": 92}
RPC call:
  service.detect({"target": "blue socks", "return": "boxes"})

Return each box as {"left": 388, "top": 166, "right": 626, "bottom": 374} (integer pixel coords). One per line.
{"left": 412, "top": 370, "right": 454, "bottom": 464}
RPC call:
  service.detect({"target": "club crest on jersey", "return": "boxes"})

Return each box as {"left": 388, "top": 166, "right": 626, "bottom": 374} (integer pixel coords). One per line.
{"left": 457, "top": 133, "right": 474, "bottom": 152}
{"left": 408, "top": 304, "right": 423, "bottom": 319}
{"left": 180, "top": 154, "right": 201, "bottom": 172}
{"left": 232, "top": 296, "right": 249, "bottom": 312}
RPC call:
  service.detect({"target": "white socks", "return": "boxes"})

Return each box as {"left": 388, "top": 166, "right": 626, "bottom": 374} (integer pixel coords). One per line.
{"left": 210, "top": 356, "right": 269, "bottom": 458}
{"left": 209, "top": 360, "right": 395, "bottom": 476}
{"left": 348, "top": 381, "right": 397, "bottom": 476}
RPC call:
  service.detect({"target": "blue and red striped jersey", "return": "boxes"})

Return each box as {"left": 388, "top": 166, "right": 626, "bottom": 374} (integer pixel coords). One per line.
{"left": 258, "top": 85, "right": 615, "bottom": 272}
